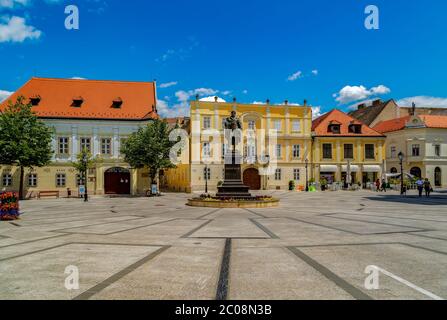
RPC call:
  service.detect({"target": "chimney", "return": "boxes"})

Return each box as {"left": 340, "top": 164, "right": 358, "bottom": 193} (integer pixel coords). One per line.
{"left": 357, "top": 103, "right": 366, "bottom": 110}
{"left": 266, "top": 99, "right": 270, "bottom": 105}
{"left": 195, "top": 94, "right": 199, "bottom": 101}
{"left": 303, "top": 99, "right": 308, "bottom": 107}
{"left": 284, "top": 100, "right": 289, "bottom": 105}
{"left": 214, "top": 96, "right": 218, "bottom": 102}
{"left": 233, "top": 97, "right": 237, "bottom": 103}
{"left": 372, "top": 99, "right": 382, "bottom": 107}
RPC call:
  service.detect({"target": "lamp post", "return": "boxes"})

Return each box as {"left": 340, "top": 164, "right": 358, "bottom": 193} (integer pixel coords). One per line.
{"left": 305, "top": 158, "right": 309, "bottom": 192}
{"left": 205, "top": 164, "right": 209, "bottom": 195}
{"left": 82, "top": 153, "right": 88, "bottom": 202}
{"left": 398, "top": 152, "right": 404, "bottom": 195}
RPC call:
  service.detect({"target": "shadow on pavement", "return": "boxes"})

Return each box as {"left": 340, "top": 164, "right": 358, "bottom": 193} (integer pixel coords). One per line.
{"left": 364, "top": 193, "right": 447, "bottom": 206}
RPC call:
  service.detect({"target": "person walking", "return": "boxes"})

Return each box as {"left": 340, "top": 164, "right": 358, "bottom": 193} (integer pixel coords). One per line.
{"left": 381, "top": 179, "right": 387, "bottom": 192}
{"left": 416, "top": 178, "right": 424, "bottom": 197}
{"left": 375, "top": 179, "right": 381, "bottom": 192}
{"left": 424, "top": 179, "right": 432, "bottom": 198}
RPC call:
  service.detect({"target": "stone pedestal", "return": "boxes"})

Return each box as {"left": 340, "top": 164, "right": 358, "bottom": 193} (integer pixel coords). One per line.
{"left": 216, "top": 151, "right": 251, "bottom": 198}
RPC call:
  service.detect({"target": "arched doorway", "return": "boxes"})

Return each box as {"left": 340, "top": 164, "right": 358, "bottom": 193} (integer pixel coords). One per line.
{"left": 390, "top": 167, "right": 398, "bottom": 174}
{"left": 243, "top": 168, "right": 261, "bottom": 190}
{"left": 104, "top": 167, "right": 131, "bottom": 195}
{"left": 410, "top": 167, "right": 422, "bottom": 178}
{"left": 435, "top": 167, "right": 442, "bottom": 187}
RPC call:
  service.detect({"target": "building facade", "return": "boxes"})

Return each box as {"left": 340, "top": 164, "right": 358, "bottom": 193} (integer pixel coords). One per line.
{"left": 163, "top": 97, "right": 313, "bottom": 192}
{"left": 312, "top": 109, "right": 387, "bottom": 187}
{"left": 373, "top": 114, "right": 447, "bottom": 187}
{"left": 0, "top": 77, "right": 158, "bottom": 197}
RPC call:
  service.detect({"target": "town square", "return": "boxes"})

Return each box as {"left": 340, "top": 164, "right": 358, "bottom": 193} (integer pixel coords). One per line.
{"left": 1, "top": 0, "right": 447, "bottom": 309}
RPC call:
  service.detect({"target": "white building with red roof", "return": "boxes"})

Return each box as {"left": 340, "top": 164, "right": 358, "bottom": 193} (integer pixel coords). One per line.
{"left": 0, "top": 77, "right": 159, "bottom": 197}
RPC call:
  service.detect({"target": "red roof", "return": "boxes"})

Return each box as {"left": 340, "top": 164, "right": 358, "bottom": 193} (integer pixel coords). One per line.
{"left": 312, "top": 109, "right": 385, "bottom": 137}
{"left": 374, "top": 115, "right": 447, "bottom": 133}
{"left": 0, "top": 77, "right": 158, "bottom": 120}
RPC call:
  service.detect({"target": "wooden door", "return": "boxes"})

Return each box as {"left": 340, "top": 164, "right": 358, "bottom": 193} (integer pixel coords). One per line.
{"left": 243, "top": 168, "right": 261, "bottom": 190}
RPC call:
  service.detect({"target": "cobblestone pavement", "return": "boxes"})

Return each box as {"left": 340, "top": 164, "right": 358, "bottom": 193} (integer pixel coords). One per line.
{"left": 1, "top": 190, "right": 447, "bottom": 300}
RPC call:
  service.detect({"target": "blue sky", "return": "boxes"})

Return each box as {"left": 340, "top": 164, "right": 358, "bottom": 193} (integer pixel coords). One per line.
{"left": 1, "top": 0, "right": 447, "bottom": 117}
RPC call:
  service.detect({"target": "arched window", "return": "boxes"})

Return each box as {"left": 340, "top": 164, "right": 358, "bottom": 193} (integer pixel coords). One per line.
{"left": 435, "top": 167, "right": 442, "bottom": 187}
{"left": 390, "top": 167, "right": 398, "bottom": 174}
{"left": 410, "top": 167, "right": 422, "bottom": 178}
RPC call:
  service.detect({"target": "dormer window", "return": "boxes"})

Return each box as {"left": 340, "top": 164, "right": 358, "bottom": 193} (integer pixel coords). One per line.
{"left": 328, "top": 124, "right": 341, "bottom": 134}
{"left": 349, "top": 124, "right": 362, "bottom": 134}
{"left": 71, "top": 97, "right": 84, "bottom": 108}
{"left": 112, "top": 97, "right": 123, "bottom": 109}
{"left": 30, "top": 96, "right": 41, "bottom": 106}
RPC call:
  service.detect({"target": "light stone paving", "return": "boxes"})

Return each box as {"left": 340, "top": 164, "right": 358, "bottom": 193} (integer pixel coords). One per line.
{"left": 1, "top": 190, "right": 447, "bottom": 300}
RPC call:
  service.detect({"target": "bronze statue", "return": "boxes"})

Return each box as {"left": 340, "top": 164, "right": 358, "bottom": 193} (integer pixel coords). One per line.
{"left": 224, "top": 111, "right": 242, "bottom": 131}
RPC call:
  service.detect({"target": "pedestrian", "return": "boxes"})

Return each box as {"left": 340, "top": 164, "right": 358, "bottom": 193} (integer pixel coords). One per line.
{"left": 375, "top": 179, "right": 381, "bottom": 192}
{"left": 381, "top": 179, "right": 387, "bottom": 192}
{"left": 424, "top": 179, "right": 432, "bottom": 198}
{"left": 416, "top": 178, "right": 424, "bottom": 197}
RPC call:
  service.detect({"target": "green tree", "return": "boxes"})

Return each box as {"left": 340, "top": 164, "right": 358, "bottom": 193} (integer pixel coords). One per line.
{"left": 121, "top": 119, "right": 176, "bottom": 194}
{"left": 0, "top": 96, "right": 53, "bottom": 200}
{"left": 71, "top": 148, "right": 98, "bottom": 181}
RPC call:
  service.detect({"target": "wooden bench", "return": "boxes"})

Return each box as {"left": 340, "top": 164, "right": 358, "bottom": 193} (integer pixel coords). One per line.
{"left": 38, "top": 191, "right": 60, "bottom": 199}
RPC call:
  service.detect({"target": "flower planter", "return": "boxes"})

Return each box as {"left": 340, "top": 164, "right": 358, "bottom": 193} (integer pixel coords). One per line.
{"left": 0, "top": 192, "right": 20, "bottom": 221}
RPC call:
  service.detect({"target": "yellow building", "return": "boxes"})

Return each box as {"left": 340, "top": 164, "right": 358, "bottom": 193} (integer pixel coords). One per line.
{"left": 0, "top": 77, "right": 158, "bottom": 198}
{"left": 311, "top": 109, "right": 387, "bottom": 188}
{"left": 163, "top": 97, "right": 313, "bottom": 192}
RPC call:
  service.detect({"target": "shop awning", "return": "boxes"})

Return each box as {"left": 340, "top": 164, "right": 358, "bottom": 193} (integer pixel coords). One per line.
{"left": 342, "top": 165, "right": 360, "bottom": 173}
{"left": 363, "top": 165, "right": 381, "bottom": 173}
{"left": 320, "top": 165, "right": 338, "bottom": 173}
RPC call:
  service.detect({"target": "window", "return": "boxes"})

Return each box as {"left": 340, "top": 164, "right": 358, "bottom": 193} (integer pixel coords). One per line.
{"left": 56, "top": 174, "right": 66, "bottom": 187}
{"left": 28, "top": 174, "right": 37, "bottom": 187}
{"left": 323, "top": 144, "right": 332, "bottom": 159}
{"left": 348, "top": 124, "right": 362, "bottom": 134}
{"left": 293, "top": 169, "right": 300, "bottom": 181}
{"left": 435, "top": 144, "right": 441, "bottom": 157}
{"left": 2, "top": 174, "right": 12, "bottom": 187}
{"left": 329, "top": 124, "right": 341, "bottom": 134}
{"left": 76, "top": 174, "right": 83, "bottom": 186}
{"left": 80, "top": 138, "right": 91, "bottom": 152}
{"left": 248, "top": 120, "right": 256, "bottom": 130}
{"left": 276, "top": 144, "right": 282, "bottom": 158}
{"left": 275, "top": 169, "right": 282, "bottom": 181}
{"left": 120, "top": 138, "right": 128, "bottom": 154}
{"left": 203, "top": 117, "right": 211, "bottom": 129}
{"left": 222, "top": 144, "right": 228, "bottom": 157}
{"left": 203, "top": 167, "right": 211, "bottom": 180}
{"left": 203, "top": 142, "right": 211, "bottom": 157}
{"left": 292, "top": 120, "right": 301, "bottom": 132}
{"left": 58, "top": 137, "right": 69, "bottom": 154}
{"left": 274, "top": 120, "right": 282, "bottom": 131}
{"left": 101, "top": 138, "right": 112, "bottom": 155}
{"left": 412, "top": 144, "right": 420, "bottom": 157}
{"left": 344, "top": 144, "right": 354, "bottom": 159}
{"left": 293, "top": 145, "right": 300, "bottom": 158}
{"left": 391, "top": 146, "right": 397, "bottom": 159}
{"left": 365, "top": 144, "right": 375, "bottom": 160}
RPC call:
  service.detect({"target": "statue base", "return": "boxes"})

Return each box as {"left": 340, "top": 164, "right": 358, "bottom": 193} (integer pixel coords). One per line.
{"left": 216, "top": 151, "right": 252, "bottom": 199}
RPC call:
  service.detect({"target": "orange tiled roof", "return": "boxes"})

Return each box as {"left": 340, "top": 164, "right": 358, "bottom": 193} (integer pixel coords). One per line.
{"left": 0, "top": 77, "right": 158, "bottom": 120}
{"left": 373, "top": 115, "right": 447, "bottom": 133}
{"left": 312, "top": 109, "right": 385, "bottom": 137}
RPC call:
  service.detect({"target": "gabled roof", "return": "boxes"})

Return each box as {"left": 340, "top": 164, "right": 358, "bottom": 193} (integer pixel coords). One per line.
{"left": 312, "top": 109, "right": 385, "bottom": 137}
{"left": 0, "top": 77, "right": 158, "bottom": 121}
{"left": 373, "top": 115, "right": 447, "bottom": 133}
{"left": 348, "top": 99, "right": 394, "bottom": 125}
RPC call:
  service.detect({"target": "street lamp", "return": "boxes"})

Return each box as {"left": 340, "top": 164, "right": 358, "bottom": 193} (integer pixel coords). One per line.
{"left": 398, "top": 152, "right": 404, "bottom": 195}
{"left": 82, "top": 154, "right": 88, "bottom": 202}
{"left": 305, "top": 158, "right": 309, "bottom": 192}
{"left": 205, "top": 164, "right": 209, "bottom": 195}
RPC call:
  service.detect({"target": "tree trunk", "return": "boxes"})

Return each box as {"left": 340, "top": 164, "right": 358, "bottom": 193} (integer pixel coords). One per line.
{"left": 19, "top": 166, "right": 25, "bottom": 201}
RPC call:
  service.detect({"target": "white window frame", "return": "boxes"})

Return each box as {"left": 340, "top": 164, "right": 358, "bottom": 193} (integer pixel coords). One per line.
{"left": 293, "top": 169, "right": 301, "bottom": 181}
{"left": 276, "top": 144, "right": 282, "bottom": 158}
{"left": 293, "top": 145, "right": 301, "bottom": 159}
{"left": 203, "top": 117, "right": 211, "bottom": 129}
{"left": 58, "top": 137, "right": 69, "bottom": 155}
{"left": 203, "top": 142, "right": 211, "bottom": 158}
{"left": 274, "top": 120, "right": 282, "bottom": 131}
{"left": 412, "top": 144, "right": 420, "bottom": 157}
{"left": 56, "top": 173, "right": 66, "bottom": 188}
{"left": 275, "top": 169, "right": 282, "bottom": 181}
{"left": 2, "top": 174, "right": 12, "bottom": 187}
{"left": 292, "top": 120, "right": 301, "bottom": 132}
{"left": 101, "top": 138, "right": 112, "bottom": 155}
{"left": 80, "top": 137, "right": 91, "bottom": 153}
{"left": 28, "top": 173, "right": 38, "bottom": 187}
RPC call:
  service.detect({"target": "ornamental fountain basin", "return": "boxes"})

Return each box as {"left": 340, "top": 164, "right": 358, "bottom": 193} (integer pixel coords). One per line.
{"left": 187, "top": 195, "right": 280, "bottom": 208}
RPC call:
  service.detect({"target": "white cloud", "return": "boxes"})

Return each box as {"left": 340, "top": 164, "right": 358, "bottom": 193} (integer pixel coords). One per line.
{"left": 311, "top": 106, "right": 323, "bottom": 119}
{"left": 347, "top": 99, "right": 375, "bottom": 110}
{"left": 157, "top": 99, "right": 190, "bottom": 118}
{"left": 397, "top": 96, "right": 447, "bottom": 108}
{"left": 242, "top": 90, "right": 248, "bottom": 94}
{"left": 221, "top": 90, "right": 231, "bottom": 96}
{"left": 287, "top": 71, "right": 303, "bottom": 81}
{"left": 0, "top": 0, "right": 29, "bottom": 9}
{"left": 159, "top": 81, "right": 178, "bottom": 89}
{"left": 0, "top": 16, "right": 42, "bottom": 43}
{"left": 0, "top": 89, "right": 13, "bottom": 102}
{"left": 71, "top": 76, "right": 86, "bottom": 80}
{"left": 334, "top": 84, "right": 391, "bottom": 104}
{"left": 311, "top": 70, "right": 319, "bottom": 76}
